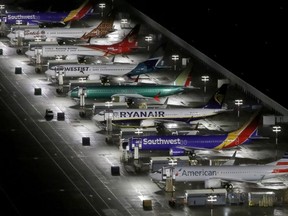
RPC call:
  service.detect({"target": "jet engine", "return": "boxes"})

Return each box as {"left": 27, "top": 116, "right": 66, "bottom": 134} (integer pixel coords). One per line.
{"left": 204, "top": 179, "right": 222, "bottom": 188}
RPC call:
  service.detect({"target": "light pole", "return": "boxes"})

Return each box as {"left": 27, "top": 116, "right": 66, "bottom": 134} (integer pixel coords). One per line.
{"left": 99, "top": 3, "right": 106, "bottom": 17}
{"left": 201, "top": 75, "right": 209, "bottom": 93}
{"left": 145, "top": 35, "right": 152, "bottom": 51}
{"left": 120, "top": 18, "right": 128, "bottom": 29}
{"left": 105, "top": 101, "right": 113, "bottom": 135}
{"left": 171, "top": 54, "right": 179, "bottom": 70}
{"left": 207, "top": 195, "right": 217, "bottom": 216}
{"left": 133, "top": 128, "right": 143, "bottom": 164}
{"left": 235, "top": 99, "right": 243, "bottom": 118}
{"left": 273, "top": 125, "right": 281, "bottom": 159}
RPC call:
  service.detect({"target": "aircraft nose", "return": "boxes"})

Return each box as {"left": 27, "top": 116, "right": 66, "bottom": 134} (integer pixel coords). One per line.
{"left": 149, "top": 172, "right": 162, "bottom": 182}
{"left": 45, "top": 70, "right": 55, "bottom": 78}
{"left": 25, "top": 50, "right": 34, "bottom": 57}
{"left": 92, "top": 114, "right": 105, "bottom": 122}
{"left": 7, "top": 33, "right": 15, "bottom": 39}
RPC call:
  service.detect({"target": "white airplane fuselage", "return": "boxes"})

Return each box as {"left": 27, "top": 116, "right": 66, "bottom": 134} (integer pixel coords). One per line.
{"left": 45, "top": 63, "right": 138, "bottom": 79}
{"left": 93, "top": 108, "right": 226, "bottom": 123}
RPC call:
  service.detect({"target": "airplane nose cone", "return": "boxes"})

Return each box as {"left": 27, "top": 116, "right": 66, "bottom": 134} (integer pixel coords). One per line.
{"left": 92, "top": 114, "right": 105, "bottom": 122}
{"left": 7, "top": 33, "right": 15, "bottom": 39}
{"left": 25, "top": 50, "right": 34, "bottom": 57}
{"left": 149, "top": 172, "right": 162, "bottom": 182}
{"left": 45, "top": 70, "right": 55, "bottom": 78}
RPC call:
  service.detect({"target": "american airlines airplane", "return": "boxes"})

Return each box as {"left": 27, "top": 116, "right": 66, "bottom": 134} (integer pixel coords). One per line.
{"left": 93, "top": 84, "right": 229, "bottom": 128}
{"left": 44, "top": 56, "right": 163, "bottom": 81}
{"left": 7, "top": 10, "right": 116, "bottom": 43}
{"left": 126, "top": 109, "right": 262, "bottom": 156}
{"left": 25, "top": 24, "right": 141, "bottom": 60}
{"left": 150, "top": 151, "right": 288, "bottom": 189}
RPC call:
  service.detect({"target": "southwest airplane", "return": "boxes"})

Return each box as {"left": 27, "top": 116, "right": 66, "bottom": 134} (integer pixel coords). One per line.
{"left": 68, "top": 61, "right": 194, "bottom": 101}
{"left": 93, "top": 83, "right": 228, "bottom": 128}
{"left": 150, "top": 150, "right": 288, "bottom": 189}
{"left": 7, "top": 9, "right": 115, "bottom": 43}
{"left": 3, "top": 0, "right": 96, "bottom": 27}
{"left": 25, "top": 24, "right": 141, "bottom": 59}
{"left": 127, "top": 109, "right": 261, "bottom": 156}
{"left": 44, "top": 56, "right": 163, "bottom": 81}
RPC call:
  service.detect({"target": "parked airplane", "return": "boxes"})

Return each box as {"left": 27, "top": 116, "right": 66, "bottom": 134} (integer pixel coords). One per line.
{"left": 25, "top": 24, "right": 141, "bottom": 60}
{"left": 7, "top": 9, "right": 116, "bottom": 43}
{"left": 126, "top": 109, "right": 261, "bottom": 156}
{"left": 44, "top": 56, "right": 163, "bottom": 81}
{"left": 93, "top": 83, "right": 228, "bottom": 128}
{"left": 3, "top": 0, "right": 96, "bottom": 27}
{"left": 68, "top": 61, "right": 195, "bottom": 102}
{"left": 150, "top": 150, "right": 288, "bottom": 189}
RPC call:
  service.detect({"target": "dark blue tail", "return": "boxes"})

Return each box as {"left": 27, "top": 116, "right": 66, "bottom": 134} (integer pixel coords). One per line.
{"left": 126, "top": 56, "right": 163, "bottom": 77}
{"left": 203, "top": 84, "right": 228, "bottom": 109}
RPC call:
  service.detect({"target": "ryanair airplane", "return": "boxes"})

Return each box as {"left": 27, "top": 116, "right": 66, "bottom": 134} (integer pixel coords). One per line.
{"left": 93, "top": 84, "right": 229, "bottom": 128}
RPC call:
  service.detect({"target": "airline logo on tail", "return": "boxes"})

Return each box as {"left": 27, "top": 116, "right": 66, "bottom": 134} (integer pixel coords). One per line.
{"left": 216, "top": 110, "right": 261, "bottom": 149}
{"left": 203, "top": 84, "right": 228, "bottom": 109}
{"left": 272, "top": 152, "right": 288, "bottom": 173}
{"left": 81, "top": 10, "right": 115, "bottom": 39}
{"left": 82, "top": 24, "right": 141, "bottom": 55}
{"left": 63, "top": 0, "right": 95, "bottom": 23}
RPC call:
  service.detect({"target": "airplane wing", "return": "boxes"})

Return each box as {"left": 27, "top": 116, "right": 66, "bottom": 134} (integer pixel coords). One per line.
{"left": 209, "top": 176, "right": 258, "bottom": 185}
{"left": 111, "top": 93, "right": 160, "bottom": 102}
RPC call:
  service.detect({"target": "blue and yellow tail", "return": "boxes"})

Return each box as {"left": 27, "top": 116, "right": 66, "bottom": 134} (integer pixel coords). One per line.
{"left": 203, "top": 84, "right": 228, "bottom": 109}
{"left": 63, "top": 0, "right": 95, "bottom": 23}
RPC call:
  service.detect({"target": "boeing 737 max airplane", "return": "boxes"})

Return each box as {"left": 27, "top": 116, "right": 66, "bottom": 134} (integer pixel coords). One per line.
{"left": 3, "top": 0, "right": 96, "bottom": 27}
{"left": 150, "top": 151, "right": 288, "bottom": 189}
{"left": 93, "top": 83, "right": 228, "bottom": 128}
{"left": 44, "top": 56, "right": 163, "bottom": 81}
{"left": 127, "top": 109, "right": 262, "bottom": 156}
{"left": 68, "top": 62, "right": 195, "bottom": 103}
{"left": 25, "top": 24, "right": 141, "bottom": 60}
{"left": 7, "top": 9, "right": 116, "bottom": 43}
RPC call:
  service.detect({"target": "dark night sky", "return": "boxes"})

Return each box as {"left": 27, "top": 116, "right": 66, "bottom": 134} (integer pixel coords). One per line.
{"left": 124, "top": 1, "right": 288, "bottom": 109}
{"left": 3, "top": 0, "right": 288, "bottom": 108}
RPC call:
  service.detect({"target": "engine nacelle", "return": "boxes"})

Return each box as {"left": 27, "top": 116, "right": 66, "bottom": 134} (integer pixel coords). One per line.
{"left": 169, "top": 148, "right": 185, "bottom": 156}
{"left": 87, "top": 74, "right": 101, "bottom": 81}
{"left": 140, "top": 120, "right": 155, "bottom": 127}
{"left": 204, "top": 179, "right": 222, "bottom": 188}
{"left": 65, "top": 55, "right": 78, "bottom": 61}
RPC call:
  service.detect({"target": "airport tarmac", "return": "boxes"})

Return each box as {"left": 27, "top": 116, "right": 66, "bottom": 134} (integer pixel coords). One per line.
{"left": 1, "top": 5, "right": 288, "bottom": 216}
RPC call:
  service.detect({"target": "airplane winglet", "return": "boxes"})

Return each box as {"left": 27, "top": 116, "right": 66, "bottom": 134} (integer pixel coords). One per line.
{"left": 154, "top": 92, "right": 161, "bottom": 102}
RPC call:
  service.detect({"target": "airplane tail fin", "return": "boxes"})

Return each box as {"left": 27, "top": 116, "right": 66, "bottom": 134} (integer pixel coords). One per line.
{"left": 118, "top": 24, "right": 140, "bottom": 47}
{"left": 63, "top": 0, "right": 95, "bottom": 23}
{"left": 81, "top": 9, "right": 116, "bottom": 40}
{"left": 125, "top": 56, "right": 163, "bottom": 77}
{"left": 203, "top": 84, "right": 228, "bottom": 109}
{"left": 173, "top": 63, "right": 193, "bottom": 87}
{"left": 220, "top": 110, "right": 262, "bottom": 149}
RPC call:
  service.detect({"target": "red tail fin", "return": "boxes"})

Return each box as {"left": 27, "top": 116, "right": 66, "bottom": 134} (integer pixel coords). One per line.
{"left": 119, "top": 24, "right": 140, "bottom": 47}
